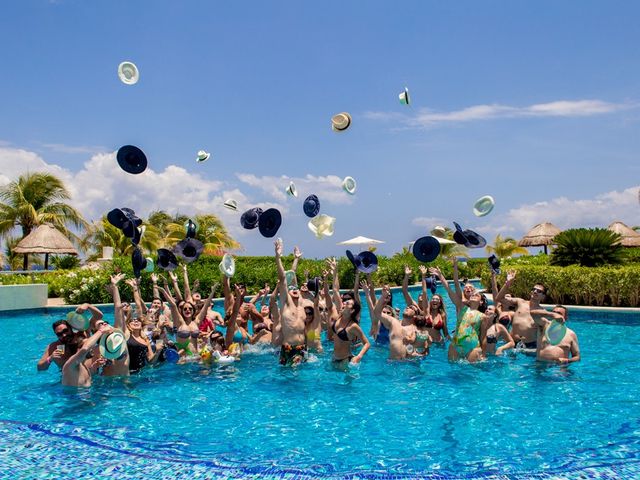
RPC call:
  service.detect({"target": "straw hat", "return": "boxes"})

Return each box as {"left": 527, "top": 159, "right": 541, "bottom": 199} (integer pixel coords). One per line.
{"left": 286, "top": 181, "right": 298, "bottom": 197}
{"left": 331, "top": 112, "right": 352, "bottom": 132}
{"left": 473, "top": 195, "right": 495, "bottom": 217}
{"left": 308, "top": 214, "right": 335, "bottom": 239}
{"left": 99, "top": 329, "right": 127, "bottom": 360}
{"left": 342, "top": 176, "right": 357, "bottom": 195}
{"left": 118, "top": 61, "right": 139, "bottom": 85}
{"left": 219, "top": 253, "right": 235, "bottom": 277}
{"left": 196, "top": 150, "right": 210, "bottom": 163}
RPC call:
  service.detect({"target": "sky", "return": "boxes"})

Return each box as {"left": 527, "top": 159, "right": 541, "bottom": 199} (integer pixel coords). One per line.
{"left": 1, "top": 0, "right": 639, "bottom": 259}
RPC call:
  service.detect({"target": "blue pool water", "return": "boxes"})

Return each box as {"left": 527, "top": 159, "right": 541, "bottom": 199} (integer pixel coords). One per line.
{"left": 1, "top": 286, "right": 640, "bottom": 479}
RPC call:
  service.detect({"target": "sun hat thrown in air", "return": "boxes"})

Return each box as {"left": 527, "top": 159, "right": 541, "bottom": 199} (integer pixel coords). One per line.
{"left": 116, "top": 145, "right": 147, "bottom": 175}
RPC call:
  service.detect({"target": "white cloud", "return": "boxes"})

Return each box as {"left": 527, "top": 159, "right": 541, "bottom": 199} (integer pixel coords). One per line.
{"left": 40, "top": 143, "right": 107, "bottom": 155}
{"left": 411, "top": 216, "right": 450, "bottom": 229}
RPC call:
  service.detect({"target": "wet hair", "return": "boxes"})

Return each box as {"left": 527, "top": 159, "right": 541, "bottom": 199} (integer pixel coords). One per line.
{"left": 414, "top": 315, "right": 427, "bottom": 328}
{"left": 553, "top": 305, "right": 568, "bottom": 319}
{"left": 478, "top": 294, "right": 488, "bottom": 313}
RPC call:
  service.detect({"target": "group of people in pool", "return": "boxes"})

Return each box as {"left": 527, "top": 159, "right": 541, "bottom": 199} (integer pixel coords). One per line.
{"left": 37, "top": 239, "right": 580, "bottom": 388}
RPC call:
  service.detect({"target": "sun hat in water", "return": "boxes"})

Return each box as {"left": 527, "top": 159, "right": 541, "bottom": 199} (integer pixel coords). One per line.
{"left": 118, "top": 61, "right": 139, "bottom": 85}
{"left": 398, "top": 87, "right": 410, "bottom": 105}
{"left": 66, "top": 311, "right": 91, "bottom": 332}
{"left": 258, "top": 208, "right": 282, "bottom": 238}
{"left": 331, "top": 112, "right": 352, "bottom": 132}
{"left": 174, "top": 238, "right": 204, "bottom": 264}
{"left": 99, "top": 329, "right": 127, "bottom": 360}
{"left": 286, "top": 181, "right": 298, "bottom": 197}
{"left": 219, "top": 253, "right": 235, "bottom": 277}
{"left": 473, "top": 195, "right": 495, "bottom": 217}
{"left": 488, "top": 254, "right": 501, "bottom": 274}
{"left": 303, "top": 194, "right": 320, "bottom": 218}
{"left": 545, "top": 320, "right": 567, "bottom": 346}
{"left": 116, "top": 145, "right": 147, "bottom": 175}
{"left": 196, "top": 150, "right": 210, "bottom": 163}
{"left": 164, "top": 347, "right": 180, "bottom": 363}
{"left": 184, "top": 219, "right": 198, "bottom": 239}
{"left": 308, "top": 214, "right": 335, "bottom": 239}
{"left": 356, "top": 251, "right": 378, "bottom": 274}
{"left": 240, "top": 207, "right": 263, "bottom": 230}
{"left": 156, "top": 248, "right": 179, "bottom": 271}
{"left": 342, "top": 176, "right": 357, "bottom": 195}
{"left": 412, "top": 236, "right": 441, "bottom": 263}
{"left": 223, "top": 199, "right": 238, "bottom": 211}
{"left": 131, "top": 246, "right": 147, "bottom": 278}
{"left": 453, "top": 222, "right": 487, "bottom": 249}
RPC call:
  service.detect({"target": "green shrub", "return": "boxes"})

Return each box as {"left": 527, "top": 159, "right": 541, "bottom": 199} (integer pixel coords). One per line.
{"left": 551, "top": 228, "right": 624, "bottom": 267}
{"left": 50, "top": 255, "right": 81, "bottom": 270}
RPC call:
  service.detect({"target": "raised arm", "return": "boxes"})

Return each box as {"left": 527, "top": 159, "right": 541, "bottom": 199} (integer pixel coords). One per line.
{"left": 158, "top": 285, "right": 186, "bottom": 329}
{"left": 275, "top": 238, "right": 292, "bottom": 309}
{"left": 225, "top": 284, "right": 245, "bottom": 347}
{"left": 429, "top": 266, "right": 462, "bottom": 313}
{"left": 76, "top": 302, "right": 104, "bottom": 326}
{"left": 419, "top": 266, "right": 430, "bottom": 312}
{"left": 374, "top": 285, "right": 398, "bottom": 331}
{"left": 151, "top": 273, "right": 160, "bottom": 300}
{"left": 107, "top": 274, "right": 125, "bottom": 330}
{"left": 494, "top": 270, "right": 518, "bottom": 308}
{"left": 222, "top": 275, "right": 234, "bottom": 313}
{"left": 327, "top": 257, "right": 342, "bottom": 311}
{"left": 402, "top": 266, "right": 419, "bottom": 308}
{"left": 64, "top": 325, "right": 109, "bottom": 370}
{"left": 195, "top": 283, "right": 219, "bottom": 324}
{"left": 452, "top": 257, "right": 462, "bottom": 298}
{"left": 360, "top": 280, "right": 378, "bottom": 339}
{"left": 168, "top": 270, "right": 184, "bottom": 304}
{"left": 125, "top": 278, "right": 147, "bottom": 316}
{"left": 182, "top": 265, "right": 193, "bottom": 303}
{"left": 291, "top": 246, "right": 303, "bottom": 275}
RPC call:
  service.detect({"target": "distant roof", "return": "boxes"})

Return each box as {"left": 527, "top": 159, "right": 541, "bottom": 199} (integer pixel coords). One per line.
{"left": 518, "top": 222, "right": 562, "bottom": 247}
{"left": 13, "top": 224, "right": 78, "bottom": 255}
{"left": 608, "top": 221, "right": 640, "bottom": 247}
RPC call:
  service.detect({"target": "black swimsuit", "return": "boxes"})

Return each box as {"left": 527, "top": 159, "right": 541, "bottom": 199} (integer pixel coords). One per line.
{"left": 332, "top": 320, "right": 351, "bottom": 342}
{"left": 127, "top": 336, "right": 148, "bottom": 373}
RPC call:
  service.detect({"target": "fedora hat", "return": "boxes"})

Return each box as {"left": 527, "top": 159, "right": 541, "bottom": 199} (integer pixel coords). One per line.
{"left": 99, "top": 329, "right": 127, "bottom": 360}
{"left": 453, "top": 222, "right": 487, "bottom": 249}
{"left": 223, "top": 199, "right": 238, "bottom": 211}
{"left": 118, "top": 61, "right": 139, "bottom": 85}
{"left": 346, "top": 249, "right": 361, "bottom": 270}
{"left": 398, "top": 87, "right": 410, "bottom": 105}
{"left": 174, "top": 238, "right": 204, "bottom": 264}
{"left": 144, "top": 257, "right": 154, "bottom": 273}
{"left": 196, "top": 150, "right": 210, "bottom": 163}
{"left": 473, "top": 195, "right": 495, "bottom": 217}
{"left": 331, "top": 112, "right": 352, "bottom": 132}
{"left": 219, "top": 253, "right": 235, "bottom": 277}
{"left": 285, "top": 181, "right": 298, "bottom": 197}
{"left": 308, "top": 214, "right": 335, "bottom": 239}
{"left": 412, "top": 236, "right": 441, "bottom": 263}
{"left": 341, "top": 176, "right": 357, "bottom": 195}
{"left": 131, "top": 247, "right": 147, "bottom": 278}
{"left": 66, "top": 311, "right": 90, "bottom": 332}
{"left": 356, "top": 251, "right": 378, "bottom": 274}
{"left": 425, "top": 275, "right": 438, "bottom": 295}
{"left": 303, "top": 194, "right": 320, "bottom": 218}
{"left": 258, "top": 208, "right": 282, "bottom": 238}
{"left": 240, "top": 207, "right": 263, "bottom": 229}
{"left": 184, "top": 219, "right": 198, "bottom": 239}
{"left": 488, "top": 254, "right": 501, "bottom": 274}
{"left": 116, "top": 145, "right": 147, "bottom": 175}
{"left": 156, "top": 248, "right": 179, "bottom": 271}
{"left": 306, "top": 277, "right": 322, "bottom": 294}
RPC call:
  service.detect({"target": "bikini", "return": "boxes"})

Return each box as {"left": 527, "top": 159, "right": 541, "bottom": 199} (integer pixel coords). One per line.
{"left": 331, "top": 320, "right": 351, "bottom": 342}
{"left": 453, "top": 306, "right": 482, "bottom": 358}
{"left": 127, "top": 336, "right": 148, "bottom": 373}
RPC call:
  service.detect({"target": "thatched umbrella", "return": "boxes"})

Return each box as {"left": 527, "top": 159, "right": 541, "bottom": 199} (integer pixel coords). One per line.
{"left": 608, "top": 221, "right": 640, "bottom": 247}
{"left": 13, "top": 224, "right": 78, "bottom": 270}
{"left": 518, "top": 222, "right": 562, "bottom": 254}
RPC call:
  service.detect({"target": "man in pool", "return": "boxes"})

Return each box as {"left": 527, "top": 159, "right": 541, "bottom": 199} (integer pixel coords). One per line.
{"left": 61, "top": 323, "right": 112, "bottom": 388}
{"left": 274, "top": 238, "right": 307, "bottom": 366}
{"left": 37, "top": 319, "right": 82, "bottom": 371}
{"left": 532, "top": 305, "right": 581, "bottom": 364}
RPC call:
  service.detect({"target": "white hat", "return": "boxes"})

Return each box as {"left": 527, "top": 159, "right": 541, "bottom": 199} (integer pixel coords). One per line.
{"left": 331, "top": 112, "right": 352, "bottom": 132}
{"left": 99, "top": 329, "right": 127, "bottom": 360}
{"left": 219, "top": 253, "right": 235, "bottom": 277}
{"left": 117, "top": 61, "right": 139, "bottom": 85}
{"left": 285, "top": 181, "right": 298, "bottom": 197}
{"left": 196, "top": 150, "right": 211, "bottom": 163}
{"left": 144, "top": 257, "right": 154, "bottom": 273}
{"left": 341, "top": 176, "right": 356, "bottom": 195}
{"left": 473, "top": 195, "right": 495, "bottom": 217}
{"left": 398, "top": 87, "right": 410, "bottom": 105}
{"left": 432, "top": 225, "right": 447, "bottom": 238}
{"left": 284, "top": 270, "right": 297, "bottom": 288}
{"left": 66, "top": 311, "right": 90, "bottom": 332}
{"left": 223, "top": 199, "right": 238, "bottom": 211}
{"left": 308, "top": 214, "right": 336, "bottom": 239}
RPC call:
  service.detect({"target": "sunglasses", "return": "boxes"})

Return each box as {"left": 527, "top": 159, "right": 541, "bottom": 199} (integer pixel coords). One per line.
{"left": 182, "top": 306, "right": 194, "bottom": 311}
{"left": 55, "top": 329, "right": 71, "bottom": 337}
{"left": 532, "top": 288, "right": 545, "bottom": 294}
{"left": 318, "top": 307, "right": 328, "bottom": 312}
{"left": 122, "top": 303, "right": 130, "bottom": 307}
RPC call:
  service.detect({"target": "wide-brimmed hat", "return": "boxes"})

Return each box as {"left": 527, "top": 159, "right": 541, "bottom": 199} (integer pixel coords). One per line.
{"left": 545, "top": 320, "right": 567, "bottom": 346}
{"left": 286, "top": 181, "right": 298, "bottom": 197}
{"left": 99, "top": 329, "right": 127, "bottom": 360}
{"left": 398, "top": 87, "right": 410, "bottom": 105}
{"left": 196, "top": 150, "right": 210, "bottom": 163}
{"left": 174, "top": 238, "right": 204, "bottom": 263}
{"left": 107, "top": 208, "right": 129, "bottom": 229}
{"left": 473, "top": 195, "right": 495, "bottom": 217}
{"left": 240, "top": 207, "right": 263, "bottom": 229}
{"left": 156, "top": 248, "right": 179, "bottom": 271}
{"left": 131, "top": 247, "right": 147, "bottom": 278}
{"left": 488, "top": 254, "right": 501, "bottom": 274}
{"left": 308, "top": 214, "right": 335, "bottom": 239}
{"left": 307, "top": 277, "right": 322, "bottom": 294}
{"left": 342, "top": 176, "right": 357, "bottom": 195}
{"left": 258, "top": 208, "right": 282, "bottom": 238}
{"left": 425, "top": 275, "right": 438, "bottom": 295}
{"left": 412, "top": 236, "right": 441, "bottom": 263}
{"left": 116, "top": 145, "right": 147, "bottom": 175}
{"left": 284, "top": 270, "right": 297, "bottom": 288}
{"left": 184, "top": 219, "right": 198, "bottom": 239}
{"left": 144, "top": 257, "right": 154, "bottom": 273}
{"left": 346, "top": 250, "right": 361, "bottom": 270}
{"left": 66, "top": 311, "right": 90, "bottom": 332}
{"left": 118, "top": 61, "right": 139, "bottom": 85}
{"left": 356, "top": 251, "right": 378, "bottom": 274}
{"left": 107, "top": 208, "right": 141, "bottom": 239}
{"left": 331, "top": 112, "right": 352, "bottom": 132}
{"left": 453, "top": 222, "right": 487, "bottom": 249}
{"left": 223, "top": 199, "right": 238, "bottom": 211}
{"left": 303, "top": 195, "right": 320, "bottom": 218}
{"left": 219, "top": 253, "right": 235, "bottom": 277}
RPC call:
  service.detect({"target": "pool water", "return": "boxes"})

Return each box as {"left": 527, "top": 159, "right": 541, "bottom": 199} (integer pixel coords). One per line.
{"left": 1, "top": 286, "right": 640, "bottom": 479}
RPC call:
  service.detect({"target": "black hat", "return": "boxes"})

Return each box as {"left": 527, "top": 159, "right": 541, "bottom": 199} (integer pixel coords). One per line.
{"left": 258, "top": 208, "right": 282, "bottom": 238}
{"left": 488, "top": 254, "right": 501, "bottom": 274}
{"left": 453, "top": 222, "right": 487, "bottom": 249}
{"left": 346, "top": 250, "right": 361, "bottom": 270}
{"left": 185, "top": 219, "right": 197, "bottom": 239}
{"left": 174, "top": 238, "right": 204, "bottom": 264}
{"left": 156, "top": 248, "right": 179, "bottom": 271}
{"left": 412, "top": 236, "right": 441, "bottom": 263}
{"left": 240, "top": 208, "right": 263, "bottom": 230}
{"left": 356, "top": 251, "right": 378, "bottom": 274}
{"left": 131, "top": 247, "right": 147, "bottom": 278}
{"left": 107, "top": 208, "right": 128, "bottom": 229}
{"left": 425, "top": 275, "right": 438, "bottom": 295}
{"left": 303, "top": 194, "right": 320, "bottom": 218}
{"left": 306, "top": 277, "right": 322, "bottom": 294}
{"left": 117, "top": 145, "right": 148, "bottom": 175}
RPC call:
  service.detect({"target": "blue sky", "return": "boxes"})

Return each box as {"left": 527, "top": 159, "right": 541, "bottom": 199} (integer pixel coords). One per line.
{"left": 1, "top": 0, "right": 639, "bottom": 258}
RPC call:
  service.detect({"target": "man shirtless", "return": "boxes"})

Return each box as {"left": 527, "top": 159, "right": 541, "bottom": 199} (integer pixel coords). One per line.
{"left": 370, "top": 285, "right": 416, "bottom": 360}
{"left": 37, "top": 320, "right": 81, "bottom": 371}
{"left": 61, "top": 324, "right": 111, "bottom": 388}
{"left": 275, "top": 238, "right": 307, "bottom": 366}
{"left": 532, "top": 305, "right": 581, "bottom": 364}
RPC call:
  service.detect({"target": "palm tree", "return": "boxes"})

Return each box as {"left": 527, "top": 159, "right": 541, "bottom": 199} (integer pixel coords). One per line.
{"left": 485, "top": 234, "right": 529, "bottom": 258}
{"left": 162, "top": 213, "right": 240, "bottom": 254}
{"left": 0, "top": 172, "right": 86, "bottom": 269}
{"left": 82, "top": 217, "right": 162, "bottom": 258}
{"left": 2, "top": 235, "right": 42, "bottom": 270}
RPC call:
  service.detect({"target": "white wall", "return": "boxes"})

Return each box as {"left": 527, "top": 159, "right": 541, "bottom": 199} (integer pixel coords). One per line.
{"left": 0, "top": 284, "right": 48, "bottom": 311}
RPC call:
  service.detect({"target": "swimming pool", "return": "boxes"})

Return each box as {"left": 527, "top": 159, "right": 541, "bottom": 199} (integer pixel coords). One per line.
{"left": 2, "top": 286, "right": 640, "bottom": 479}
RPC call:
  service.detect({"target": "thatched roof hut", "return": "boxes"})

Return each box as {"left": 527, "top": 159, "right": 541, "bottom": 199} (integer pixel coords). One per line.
{"left": 518, "top": 222, "right": 562, "bottom": 254}
{"left": 608, "top": 221, "right": 640, "bottom": 247}
{"left": 13, "top": 224, "right": 78, "bottom": 269}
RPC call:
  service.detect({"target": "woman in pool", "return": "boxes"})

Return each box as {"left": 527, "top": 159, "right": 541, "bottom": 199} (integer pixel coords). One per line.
{"left": 430, "top": 259, "right": 475, "bottom": 316}
{"left": 481, "top": 305, "right": 515, "bottom": 356}
{"left": 304, "top": 278, "right": 326, "bottom": 353}
{"left": 328, "top": 290, "right": 370, "bottom": 366}
{"left": 448, "top": 290, "right": 488, "bottom": 363}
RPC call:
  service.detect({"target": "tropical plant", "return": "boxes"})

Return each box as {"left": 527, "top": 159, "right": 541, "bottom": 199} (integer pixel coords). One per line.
{"left": 429, "top": 226, "right": 468, "bottom": 260}
{"left": 550, "top": 228, "right": 624, "bottom": 267}
{"left": 81, "top": 217, "right": 162, "bottom": 257}
{"left": 485, "top": 234, "right": 529, "bottom": 258}
{"left": 0, "top": 172, "right": 86, "bottom": 269}
{"left": 50, "top": 255, "right": 81, "bottom": 270}
{"left": 162, "top": 213, "right": 240, "bottom": 254}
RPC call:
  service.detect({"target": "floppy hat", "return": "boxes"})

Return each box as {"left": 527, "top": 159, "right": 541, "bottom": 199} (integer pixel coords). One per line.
{"left": 425, "top": 276, "right": 438, "bottom": 295}
{"left": 453, "top": 222, "right": 487, "bottom": 249}
{"left": 398, "top": 87, "right": 410, "bottom": 105}
{"left": 307, "top": 277, "right": 322, "bottom": 294}
{"left": 412, "top": 236, "right": 441, "bottom": 263}
{"left": 285, "top": 181, "right": 298, "bottom": 197}
{"left": 331, "top": 112, "right": 352, "bottom": 132}
{"left": 219, "top": 253, "right": 235, "bottom": 277}
{"left": 284, "top": 270, "right": 297, "bottom": 288}
{"left": 116, "top": 145, "right": 147, "bottom": 175}
{"left": 131, "top": 247, "right": 147, "bottom": 278}
{"left": 107, "top": 208, "right": 129, "bottom": 229}
{"left": 308, "top": 214, "right": 335, "bottom": 239}
{"left": 473, "top": 195, "right": 495, "bottom": 217}
{"left": 196, "top": 150, "right": 210, "bottom": 163}
{"left": 144, "top": 257, "right": 154, "bottom": 273}
{"left": 66, "top": 311, "right": 90, "bottom": 332}
{"left": 118, "top": 61, "right": 139, "bottom": 85}
{"left": 545, "top": 320, "right": 567, "bottom": 346}
{"left": 487, "top": 254, "right": 501, "bottom": 274}
{"left": 240, "top": 207, "right": 263, "bottom": 229}
{"left": 342, "top": 176, "right": 357, "bottom": 195}
{"left": 174, "top": 238, "right": 204, "bottom": 263}
{"left": 258, "top": 208, "right": 282, "bottom": 238}
{"left": 223, "top": 199, "right": 238, "bottom": 211}
{"left": 185, "top": 219, "right": 198, "bottom": 239}
{"left": 303, "top": 195, "right": 320, "bottom": 218}
{"left": 156, "top": 248, "right": 179, "bottom": 271}
{"left": 99, "top": 329, "right": 127, "bottom": 360}
{"left": 346, "top": 250, "right": 361, "bottom": 270}
{"left": 356, "top": 251, "right": 378, "bottom": 274}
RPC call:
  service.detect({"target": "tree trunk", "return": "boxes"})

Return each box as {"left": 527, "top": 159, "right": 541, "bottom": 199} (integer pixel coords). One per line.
{"left": 23, "top": 253, "right": 28, "bottom": 270}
